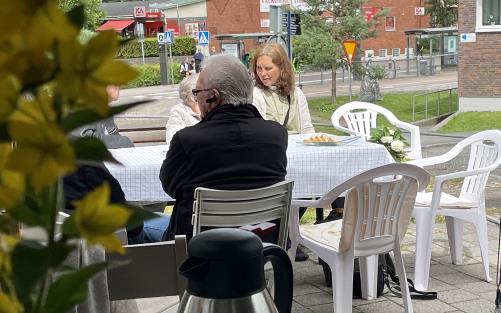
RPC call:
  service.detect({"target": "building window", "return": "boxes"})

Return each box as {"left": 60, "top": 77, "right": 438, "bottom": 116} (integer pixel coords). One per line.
{"left": 404, "top": 48, "right": 414, "bottom": 56}
{"left": 379, "top": 49, "right": 387, "bottom": 58}
{"left": 385, "top": 16, "right": 396, "bottom": 31}
{"left": 477, "top": 0, "right": 501, "bottom": 31}
{"left": 365, "top": 49, "right": 375, "bottom": 58}
{"left": 392, "top": 48, "right": 400, "bottom": 57}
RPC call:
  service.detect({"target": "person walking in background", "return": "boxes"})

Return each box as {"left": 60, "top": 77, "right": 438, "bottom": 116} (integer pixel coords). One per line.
{"left": 251, "top": 43, "right": 314, "bottom": 134}
{"left": 193, "top": 48, "right": 204, "bottom": 73}
{"left": 159, "top": 54, "right": 288, "bottom": 241}
{"left": 165, "top": 74, "right": 201, "bottom": 145}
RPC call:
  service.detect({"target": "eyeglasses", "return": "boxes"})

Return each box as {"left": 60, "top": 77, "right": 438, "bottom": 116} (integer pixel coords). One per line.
{"left": 192, "top": 88, "right": 212, "bottom": 96}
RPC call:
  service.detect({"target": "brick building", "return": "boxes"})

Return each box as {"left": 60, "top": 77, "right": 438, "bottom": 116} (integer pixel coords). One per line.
{"left": 458, "top": 0, "right": 501, "bottom": 111}
{"left": 361, "top": 0, "right": 430, "bottom": 60}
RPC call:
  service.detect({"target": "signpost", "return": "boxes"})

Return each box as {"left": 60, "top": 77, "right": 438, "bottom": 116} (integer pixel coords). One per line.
{"left": 137, "top": 22, "right": 145, "bottom": 64}
{"left": 165, "top": 31, "right": 175, "bottom": 84}
{"left": 280, "top": 12, "right": 301, "bottom": 60}
{"left": 342, "top": 40, "right": 357, "bottom": 101}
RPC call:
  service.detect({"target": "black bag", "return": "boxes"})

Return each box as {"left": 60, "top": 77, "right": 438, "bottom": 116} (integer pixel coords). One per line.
{"left": 319, "top": 255, "right": 385, "bottom": 298}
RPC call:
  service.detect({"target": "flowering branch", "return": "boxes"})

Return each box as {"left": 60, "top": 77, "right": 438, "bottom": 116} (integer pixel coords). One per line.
{"left": 369, "top": 126, "right": 410, "bottom": 162}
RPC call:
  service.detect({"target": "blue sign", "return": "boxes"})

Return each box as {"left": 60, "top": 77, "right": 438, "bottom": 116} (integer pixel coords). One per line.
{"left": 165, "top": 31, "right": 174, "bottom": 44}
{"left": 198, "top": 31, "right": 210, "bottom": 46}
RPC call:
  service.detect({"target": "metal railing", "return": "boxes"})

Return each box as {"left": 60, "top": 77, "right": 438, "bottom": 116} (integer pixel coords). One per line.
{"left": 412, "top": 88, "right": 458, "bottom": 122}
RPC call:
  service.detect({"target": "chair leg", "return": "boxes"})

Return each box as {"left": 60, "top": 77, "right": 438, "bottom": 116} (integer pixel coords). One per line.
{"left": 359, "top": 255, "right": 378, "bottom": 300}
{"left": 445, "top": 216, "right": 463, "bottom": 264}
{"left": 473, "top": 213, "right": 492, "bottom": 282}
{"left": 393, "top": 244, "right": 414, "bottom": 313}
{"left": 413, "top": 207, "right": 435, "bottom": 291}
{"left": 329, "top": 252, "right": 354, "bottom": 313}
{"left": 288, "top": 206, "right": 300, "bottom": 263}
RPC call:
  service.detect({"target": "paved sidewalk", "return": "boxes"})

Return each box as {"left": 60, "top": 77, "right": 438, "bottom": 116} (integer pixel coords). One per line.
{"left": 292, "top": 221, "right": 500, "bottom": 313}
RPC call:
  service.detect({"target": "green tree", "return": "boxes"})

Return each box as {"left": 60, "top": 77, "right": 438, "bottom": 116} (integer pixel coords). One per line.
{"left": 59, "top": 0, "right": 106, "bottom": 31}
{"left": 425, "top": 0, "right": 458, "bottom": 27}
{"left": 293, "top": 0, "right": 386, "bottom": 103}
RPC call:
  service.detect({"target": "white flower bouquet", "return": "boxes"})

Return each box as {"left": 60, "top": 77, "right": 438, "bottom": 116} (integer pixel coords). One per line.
{"left": 369, "top": 126, "right": 409, "bottom": 162}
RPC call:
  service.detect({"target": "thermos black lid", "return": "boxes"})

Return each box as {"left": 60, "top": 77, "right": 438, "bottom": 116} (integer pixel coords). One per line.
{"left": 188, "top": 228, "right": 263, "bottom": 260}
{"left": 180, "top": 228, "right": 266, "bottom": 299}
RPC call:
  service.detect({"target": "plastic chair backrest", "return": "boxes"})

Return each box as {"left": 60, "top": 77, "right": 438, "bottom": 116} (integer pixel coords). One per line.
{"left": 313, "top": 164, "right": 429, "bottom": 255}
{"left": 192, "top": 181, "right": 294, "bottom": 249}
{"left": 106, "top": 235, "right": 188, "bottom": 301}
{"left": 331, "top": 101, "right": 422, "bottom": 159}
{"left": 450, "top": 130, "right": 501, "bottom": 201}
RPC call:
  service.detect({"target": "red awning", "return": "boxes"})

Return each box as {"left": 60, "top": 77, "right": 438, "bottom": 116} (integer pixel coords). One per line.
{"left": 96, "top": 20, "right": 135, "bottom": 32}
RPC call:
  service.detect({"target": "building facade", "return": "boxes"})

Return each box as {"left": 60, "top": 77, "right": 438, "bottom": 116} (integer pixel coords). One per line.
{"left": 458, "top": 0, "right": 501, "bottom": 111}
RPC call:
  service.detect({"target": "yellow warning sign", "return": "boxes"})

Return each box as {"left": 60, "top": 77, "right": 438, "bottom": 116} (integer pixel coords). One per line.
{"left": 342, "top": 40, "right": 357, "bottom": 65}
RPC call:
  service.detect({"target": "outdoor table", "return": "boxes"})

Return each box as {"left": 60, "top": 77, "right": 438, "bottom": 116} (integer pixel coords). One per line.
{"left": 105, "top": 133, "right": 394, "bottom": 202}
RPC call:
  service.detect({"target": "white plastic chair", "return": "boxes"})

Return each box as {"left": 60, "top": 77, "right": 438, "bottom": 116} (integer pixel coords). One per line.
{"left": 331, "top": 101, "right": 422, "bottom": 159}
{"left": 106, "top": 235, "right": 188, "bottom": 313}
{"left": 192, "top": 181, "right": 294, "bottom": 249}
{"left": 407, "top": 130, "right": 501, "bottom": 291}
{"left": 288, "top": 164, "right": 430, "bottom": 313}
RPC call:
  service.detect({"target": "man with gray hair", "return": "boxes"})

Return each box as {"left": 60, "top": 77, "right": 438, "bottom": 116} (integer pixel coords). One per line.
{"left": 159, "top": 54, "right": 288, "bottom": 241}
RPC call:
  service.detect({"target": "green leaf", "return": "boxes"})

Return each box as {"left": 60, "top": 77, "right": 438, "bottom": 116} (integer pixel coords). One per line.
{"left": 72, "top": 137, "right": 119, "bottom": 163}
{"left": 61, "top": 99, "right": 152, "bottom": 133}
{"left": 0, "top": 122, "right": 10, "bottom": 141}
{"left": 43, "top": 262, "right": 109, "bottom": 313}
{"left": 62, "top": 215, "right": 79, "bottom": 238}
{"left": 66, "top": 5, "right": 85, "bottom": 30}
{"left": 125, "top": 204, "right": 162, "bottom": 231}
{"left": 12, "top": 241, "right": 50, "bottom": 304}
{"left": 9, "top": 203, "right": 47, "bottom": 227}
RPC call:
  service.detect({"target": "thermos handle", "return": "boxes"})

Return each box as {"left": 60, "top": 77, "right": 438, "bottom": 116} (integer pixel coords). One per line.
{"left": 263, "top": 243, "right": 293, "bottom": 313}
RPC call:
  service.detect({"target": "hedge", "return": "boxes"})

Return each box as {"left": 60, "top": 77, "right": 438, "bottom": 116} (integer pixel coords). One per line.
{"left": 118, "top": 36, "right": 196, "bottom": 58}
{"left": 125, "top": 63, "right": 184, "bottom": 88}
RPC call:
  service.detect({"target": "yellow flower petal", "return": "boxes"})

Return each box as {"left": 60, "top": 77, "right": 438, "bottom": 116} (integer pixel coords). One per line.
{"left": 74, "top": 184, "right": 132, "bottom": 252}
{"left": 0, "top": 291, "right": 22, "bottom": 313}
{"left": 0, "top": 170, "right": 25, "bottom": 209}
{"left": 85, "top": 31, "right": 119, "bottom": 70}
{"left": 0, "top": 76, "right": 20, "bottom": 121}
{"left": 93, "top": 60, "right": 138, "bottom": 86}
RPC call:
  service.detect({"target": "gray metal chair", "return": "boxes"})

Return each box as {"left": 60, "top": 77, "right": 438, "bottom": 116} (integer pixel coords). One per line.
{"left": 106, "top": 235, "right": 188, "bottom": 312}
{"left": 192, "top": 181, "right": 294, "bottom": 249}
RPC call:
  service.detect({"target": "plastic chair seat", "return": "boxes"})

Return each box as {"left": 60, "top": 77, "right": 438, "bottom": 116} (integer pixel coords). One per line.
{"left": 300, "top": 219, "right": 343, "bottom": 251}
{"left": 415, "top": 192, "right": 476, "bottom": 209}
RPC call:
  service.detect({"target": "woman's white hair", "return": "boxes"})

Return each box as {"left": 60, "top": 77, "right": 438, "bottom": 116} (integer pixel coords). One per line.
{"left": 178, "top": 73, "right": 199, "bottom": 104}
{"left": 201, "top": 54, "right": 252, "bottom": 105}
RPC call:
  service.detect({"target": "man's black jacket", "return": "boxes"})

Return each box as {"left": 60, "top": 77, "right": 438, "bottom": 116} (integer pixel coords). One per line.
{"left": 160, "top": 103, "right": 288, "bottom": 241}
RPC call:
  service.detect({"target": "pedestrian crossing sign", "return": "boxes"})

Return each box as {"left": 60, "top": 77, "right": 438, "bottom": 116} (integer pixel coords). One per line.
{"left": 165, "top": 31, "right": 174, "bottom": 44}
{"left": 198, "top": 31, "right": 210, "bottom": 46}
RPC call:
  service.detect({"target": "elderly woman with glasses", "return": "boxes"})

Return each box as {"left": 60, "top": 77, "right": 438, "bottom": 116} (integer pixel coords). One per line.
{"left": 165, "top": 74, "right": 201, "bottom": 144}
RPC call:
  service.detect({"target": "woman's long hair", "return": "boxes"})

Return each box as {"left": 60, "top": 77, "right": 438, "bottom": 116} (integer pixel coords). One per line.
{"left": 250, "top": 43, "right": 295, "bottom": 98}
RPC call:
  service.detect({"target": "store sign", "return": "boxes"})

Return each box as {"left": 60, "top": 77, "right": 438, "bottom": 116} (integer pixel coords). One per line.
{"left": 133, "top": 6, "right": 146, "bottom": 18}
{"left": 260, "top": 0, "right": 308, "bottom": 12}
{"left": 364, "top": 7, "right": 378, "bottom": 22}
{"left": 146, "top": 12, "right": 162, "bottom": 19}
{"left": 415, "top": 7, "right": 425, "bottom": 16}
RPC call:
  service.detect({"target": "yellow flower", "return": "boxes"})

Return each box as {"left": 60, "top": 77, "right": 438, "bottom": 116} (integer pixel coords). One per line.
{"left": 73, "top": 184, "right": 132, "bottom": 254}
{"left": 56, "top": 32, "right": 138, "bottom": 115}
{"left": 0, "top": 144, "right": 25, "bottom": 209}
{"left": 0, "top": 291, "right": 23, "bottom": 313}
{"left": 6, "top": 121, "right": 74, "bottom": 192}
{"left": 0, "top": 235, "right": 18, "bottom": 274}
{"left": 0, "top": 76, "right": 20, "bottom": 122}
{"left": 0, "top": 2, "right": 77, "bottom": 85}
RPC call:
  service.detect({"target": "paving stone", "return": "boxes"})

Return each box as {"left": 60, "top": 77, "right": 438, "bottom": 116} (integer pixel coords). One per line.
{"left": 294, "top": 291, "right": 333, "bottom": 307}
{"left": 434, "top": 272, "right": 480, "bottom": 285}
{"left": 355, "top": 300, "right": 404, "bottom": 313}
{"left": 292, "top": 301, "right": 314, "bottom": 313}
{"left": 411, "top": 298, "right": 458, "bottom": 313}
{"left": 294, "top": 282, "right": 323, "bottom": 297}
{"left": 451, "top": 298, "right": 496, "bottom": 313}
{"left": 430, "top": 264, "right": 458, "bottom": 276}
{"left": 437, "top": 289, "right": 478, "bottom": 304}
{"left": 458, "top": 281, "right": 497, "bottom": 295}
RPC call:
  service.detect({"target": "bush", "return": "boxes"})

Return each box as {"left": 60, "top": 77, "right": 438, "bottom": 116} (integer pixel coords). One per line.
{"left": 117, "top": 36, "right": 196, "bottom": 58}
{"left": 125, "top": 63, "right": 184, "bottom": 88}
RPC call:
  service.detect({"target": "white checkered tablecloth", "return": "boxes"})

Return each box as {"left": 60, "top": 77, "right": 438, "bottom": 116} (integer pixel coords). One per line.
{"left": 105, "top": 134, "right": 394, "bottom": 202}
